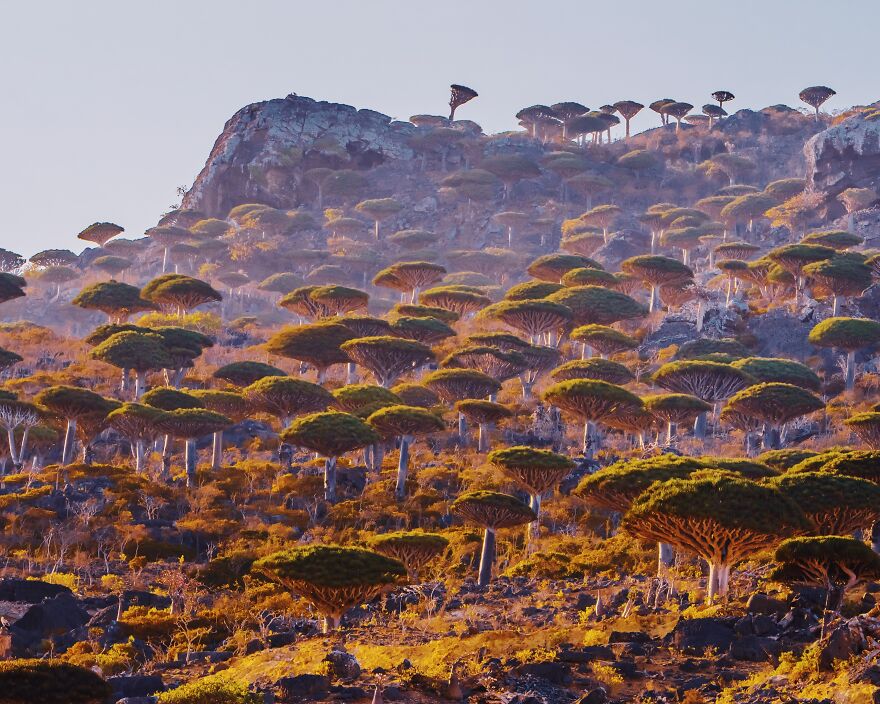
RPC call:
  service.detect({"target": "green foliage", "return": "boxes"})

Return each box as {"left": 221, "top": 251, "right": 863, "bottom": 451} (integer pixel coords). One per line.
{"left": 90, "top": 330, "right": 172, "bottom": 372}
{"left": 281, "top": 411, "right": 379, "bottom": 457}
{"left": 157, "top": 674, "right": 261, "bottom": 704}
{"left": 527, "top": 254, "right": 602, "bottom": 282}
{"left": 34, "top": 386, "right": 117, "bottom": 419}
{"left": 142, "top": 387, "right": 204, "bottom": 411}
{"left": 243, "top": 376, "right": 333, "bottom": 420}
{"left": 570, "top": 324, "right": 637, "bottom": 355}
{"left": 142, "top": 274, "right": 222, "bottom": 311}
{"left": 731, "top": 357, "right": 821, "bottom": 391}
{"left": 72, "top": 281, "right": 154, "bottom": 318}
{"left": 768, "top": 472, "right": 880, "bottom": 533}
{"left": 547, "top": 286, "right": 647, "bottom": 325}
{"left": 621, "top": 255, "right": 693, "bottom": 284}
{"left": 254, "top": 545, "right": 405, "bottom": 588}
{"left": 772, "top": 536, "right": 880, "bottom": 589}
{"left": 653, "top": 360, "right": 753, "bottom": 402}
{"left": 544, "top": 378, "right": 642, "bottom": 422}
{"left": 725, "top": 382, "right": 824, "bottom": 425}
{"left": 551, "top": 358, "right": 633, "bottom": 385}
{"left": 677, "top": 338, "right": 750, "bottom": 361}
{"left": 768, "top": 244, "right": 835, "bottom": 273}
{"left": 807, "top": 450, "right": 880, "bottom": 482}
{"left": 0, "top": 660, "right": 111, "bottom": 704}
{"left": 503, "top": 280, "right": 564, "bottom": 301}
{"left": 451, "top": 491, "right": 537, "bottom": 528}
{"left": 423, "top": 368, "right": 501, "bottom": 401}
{"left": 455, "top": 399, "right": 512, "bottom": 423}
{"left": 213, "top": 361, "right": 285, "bottom": 387}
{"left": 155, "top": 408, "right": 231, "bottom": 438}
{"left": 757, "top": 448, "right": 819, "bottom": 471}
{"left": 808, "top": 316, "right": 880, "bottom": 351}
{"left": 367, "top": 404, "right": 445, "bottom": 437}
{"left": 333, "top": 384, "right": 400, "bottom": 416}
{"left": 802, "top": 229, "right": 863, "bottom": 250}
{"left": 488, "top": 446, "right": 573, "bottom": 472}
{"left": 265, "top": 322, "right": 355, "bottom": 370}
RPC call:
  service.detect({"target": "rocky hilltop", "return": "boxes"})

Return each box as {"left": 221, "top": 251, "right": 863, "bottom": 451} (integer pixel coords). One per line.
{"left": 183, "top": 95, "right": 418, "bottom": 216}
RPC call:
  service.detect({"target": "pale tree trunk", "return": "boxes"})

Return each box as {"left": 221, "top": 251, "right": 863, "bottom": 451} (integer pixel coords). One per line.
{"left": 185, "top": 438, "right": 197, "bottom": 487}
{"left": 135, "top": 440, "right": 145, "bottom": 473}
{"left": 658, "top": 543, "right": 675, "bottom": 575}
{"left": 477, "top": 423, "right": 488, "bottom": 453}
{"left": 693, "top": 412, "right": 707, "bottom": 440}
{"left": 394, "top": 435, "right": 411, "bottom": 501}
{"left": 846, "top": 350, "right": 856, "bottom": 391}
{"left": 458, "top": 413, "right": 468, "bottom": 445}
{"left": 6, "top": 428, "right": 18, "bottom": 467}
{"left": 211, "top": 431, "right": 223, "bottom": 469}
{"left": 134, "top": 371, "right": 147, "bottom": 399}
{"left": 528, "top": 493, "right": 541, "bottom": 544}
{"left": 324, "top": 455, "right": 337, "bottom": 503}
{"left": 477, "top": 527, "right": 496, "bottom": 586}
{"left": 62, "top": 418, "right": 77, "bottom": 466}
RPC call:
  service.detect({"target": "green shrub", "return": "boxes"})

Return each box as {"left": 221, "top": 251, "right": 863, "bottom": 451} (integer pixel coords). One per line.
{"left": 157, "top": 674, "right": 260, "bottom": 704}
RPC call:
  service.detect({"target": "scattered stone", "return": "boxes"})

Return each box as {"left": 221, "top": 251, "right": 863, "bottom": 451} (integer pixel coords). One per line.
{"left": 277, "top": 674, "right": 331, "bottom": 700}
{"left": 672, "top": 617, "right": 736, "bottom": 656}
{"left": 107, "top": 675, "right": 164, "bottom": 699}
{"left": 324, "top": 648, "right": 362, "bottom": 681}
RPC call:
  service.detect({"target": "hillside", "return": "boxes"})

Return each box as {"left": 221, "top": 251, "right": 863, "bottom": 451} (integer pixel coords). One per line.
{"left": 1, "top": 89, "right": 880, "bottom": 704}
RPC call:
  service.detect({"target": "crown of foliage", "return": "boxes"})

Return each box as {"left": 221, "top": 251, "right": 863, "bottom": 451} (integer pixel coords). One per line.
{"left": 547, "top": 286, "right": 647, "bottom": 325}
{"left": 451, "top": 490, "right": 537, "bottom": 528}
{"left": 213, "top": 361, "right": 285, "bottom": 387}
{"left": 423, "top": 368, "right": 502, "bottom": 401}
{"left": 243, "top": 376, "right": 333, "bottom": 418}
{"left": 391, "top": 303, "right": 459, "bottom": 324}
{"left": 757, "top": 449, "right": 819, "bottom": 471}
{"left": 676, "top": 338, "right": 750, "bottom": 361}
{"left": 642, "top": 393, "right": 712, "bottom": 417}
{"left": 142, "top": 274, "right": 222, "bottom": 309}
{"left": 90, "top": 330, "right": 172, "bottom": 372}
{"left": 772, "top": 536, "right": 880, "bottom": 588}
{"left": 389, "top": 383, "right": 439, "bottom": 408}
{"left": 570, "top": 324, "right": 638, "bottom": 353}
{"left": 527, "top": 254, "right": 602, "bottom": 282}
{"left": 544, "top": 378, "right": 642, "bottom": 422}
{"left": 280, "top": 411, "right": 379, "bottom": 457}
{"left": 768, "top": 472, "right": 880, "bottom": 530}
{"left": 802, "top": 230, "right": 863, "bottom": 250}
{"left": 768, "top": 244, "right": 835, "bottom": 272}
{"left": 725, "top": 382, "right": 824, "bottom": 425}
{"left": 34, "top": 386, "right": 117, "bottom": 419}
{"left": 504, "top": 280, "right": 564, "bottom": 301}
{"left": 155, "top": 408, "right": 231, "bottom": 437}
{"left": 265, "top": 322, "right": 355, "bottom": 368}
{"left": 72, "top": 281, "right": 154, "bottom": 315}
{"left": 551, "top": 358, "right": 633, "bottom": 385}
{"left": 367, "top": 404, "right": 445, "bottom": 437}
{"left": 625, "top": 473, "right": 807, "bottom": 536}
{"left": 369, "top": 531, "right": 449, "bottom": 553}
{"left": 621, "top": 255, "right": 694, "bottom": 284}
{"left": 801, "top": 450, "right": 880, "bottom": 482}
{"left": 141, "top": 386, "right": 204, "bottom": 411}
{"left": 731, "top": 357, "right": 821, "bottom": 391}
{"left": 693, "top": 457, "right": 776, "bottom": 479}
{"left": 488, "top": 446, "right": 574, "bottom": 473}
{"left": 454, "top": 399, "right": 512, "bottom": 423}
{"left": 255, "top": 545, "right": 406, "bottom": 588}
{"left": 653, "top": 360, "right": 753, "bottom": 401}
{"left": 561, "top": 267, "right": 618, "bottom": 288}
{"left": 372, "top": 261, "right": 446, "bottom": 291}
{"left": 808, "top": 317, "right": 880, "bottom": 351}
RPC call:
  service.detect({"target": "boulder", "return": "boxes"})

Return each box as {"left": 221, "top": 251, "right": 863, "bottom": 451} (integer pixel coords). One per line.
{"left": 730, "top": 635, "right": 783, "bottom": 662}
{"left": 107, "top": 675, "right": 164, "bottom": 699}
{"left": 324, "top": 648, "right": 362, "bottom": 681}
{"left": 746, "top": 593, "right": 789, "bottom": 617}
{"left": 672, "top": 617, "right": 736, "bottom": 656}
{"left": 513, "top": 661, "right": 572, "bottom": 685}
{"left": 277, "top": 674, "right": 331, "bottom": 700}
{"left": 818, "top": 621, "right": 865, "bottom": 671}
{"left": 0, "top": 578, "right": 70, "bottom": 603}
{"left": 12, "top": 592, "right": 89, "bottom": 650}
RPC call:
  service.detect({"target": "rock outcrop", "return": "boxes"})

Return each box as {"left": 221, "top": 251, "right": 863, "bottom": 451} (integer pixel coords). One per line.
{"left": 182, "top": 95, "right": 417, "bottom": 217}
{"left": 805, "top": 107, "right": 880, "bottom": 216}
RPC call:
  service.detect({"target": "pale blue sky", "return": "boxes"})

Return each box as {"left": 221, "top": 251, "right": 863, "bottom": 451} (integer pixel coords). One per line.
{"left": 1, "top": 0, "right": 875, "bottom": 256}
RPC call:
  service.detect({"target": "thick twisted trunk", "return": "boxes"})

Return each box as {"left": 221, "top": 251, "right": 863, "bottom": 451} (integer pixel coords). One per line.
{"left": 478, "top": 528, "right": 496, "bottom": 587}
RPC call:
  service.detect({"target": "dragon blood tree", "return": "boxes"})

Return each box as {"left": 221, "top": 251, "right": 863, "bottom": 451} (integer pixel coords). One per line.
{"left": 213, "top": 361, "right": 285, "bottom": 388}
{"left": 341, "top": 336, "right": 434, "bottom": 388}
{"left": 561, "top": 267, "right": 618, "bottom": 288}
{"left": 419, "top": 286, "right": 490, "bottom": 317}
{"left": 390, "top": 316, "right": 456, "bottom": 345}
{"left": 653, "top": 360, "right": 753, "bottom": 438}
{"left": 621, "top": 255, "right": 694, "bottom": 313}
{"left": 369, "top": 532, "right": 448, "bottom": 581}
{"left": 724, "top": 382, "right": 824, "bottom": 450}
{"left": 0, "top": 273, "right": 26, "bottom": 304}
{"left": 767, "top": 472, "right": 880, "bottom": 535}
{"left": 767, "top": 243, "right": 834, "bottom": 308}
{"left": 265, "top": 321, "right": 355, "bottom": 384}
{"left": 254, "top": 545, "right": 406, "bottom": 632}
{"left": 547, "top": 286, "right": 647, "bottom": 328}
{"left": 551, "top": 358, "right": 634, "bottom": 385}
{"left": 543, "top": 379, "right": 643, "bottom": 458}
{"left": 72, "top": 281, "right": 154, "bottom": 323}
{"left": 575, "top": 454, "right": 703, "bottom": 572}
{"left": 451, "top": 491, "right": 536, "bottom": 586}
{"left": 478, "top": 299, "right": 573, "bottom": 345}
{"left": 613, "top": 100, "right": 644, "bottom": 138}
{"left": 308, "top": 285, "right": 369, "bottom": 316}
{"left": 0, "top": 398, "right": 38, "bottom": 469}
{"left": 34, "top": 386, "right": 117, "bottom": 466}
{"left": 367, "top": 405, "right": 444, "bottom": 499}
{"left": 191, "top": 390, "right": 249, "bottom": 469}
{"left": 390, "top": 383, "right": 439, "bottom": 408}
{"left": 107, "top": 403, "right": 168, "bottom": 473}
{"left": 643, "top": 393, "right": 712, "bottom": 444}
{"left": 802, "top": 229, "right": 863, "bottom": 251}
{"left": 570, "top": 324, "right": 638, "bottom": 359}
{"left": 281, "top": 411, "right": 379, "bottom": 503}
{"left": 802, "top": 256, "right": 872, "bottom": 316}
{"left": 731, "top": 357, "right": 821, "bottom": 392}
{"left": 808, "top": 316, "right": 880, "bottom": 391}
{"left": 77, "top": 221, "right": 123, "bottom": 247}
{"left": 423, "top": 368, "right": 501, "bottom": 442}
{"left": 624, "top": 473, "right": 806, "bottom": 601}
{"left": 448, "top": 84, "right": 478, "bottom": 121}
{"left": 489, "top": 446, "right": 573, "bottom": 542}
{"left": 772, "top": 536, "right": 880, "bottom": 637}
{"left": 799, "top": 85, "right": 836, "bottom": 120}
{"left": 155, "top": 409, "right": 231, "bottom": 486}
{"left": 141, "top": 274, "right": 222, "bottom": 316}
{"left": 355, "top": 198, "right": 402, "bottom": 240}
{"left": 455, "top": 400, "right": 512, "bottom": 453}
{"left": 90, "top": 331, "right": 172, "bottom": 399}
{"left": 526, "top": 254, "right": 602, "bottom": 283}
{"left": 279, "top": 285, "right": 326, "bottom": 320}
{"left": 373, "top": 261, "right": 446, "bottom": 303}
{"left": 334, "top": 384, "right": 401, "bottom": 471}
{"left": 504, "top": 280, "right": 563, "bottom": 301}
{"left": 844, "top": 412, "right": 880, "bottom": 449}
{"left": 442, "top": 345, "right": 527, "bottom": 388}
{"left": 243, "top": 376, "right": 333, "bottom": 429}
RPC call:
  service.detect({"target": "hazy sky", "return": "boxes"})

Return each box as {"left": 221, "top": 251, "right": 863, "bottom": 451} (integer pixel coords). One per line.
{"left": 2, "top": 0, "right": 876, "bottom": 256}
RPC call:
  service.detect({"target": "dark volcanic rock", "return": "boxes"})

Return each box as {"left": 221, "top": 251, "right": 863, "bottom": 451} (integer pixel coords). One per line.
{"left": 672, "top": 617, "right": 736, "bottom": 655}
{"left": 730, "top": 635, "right": 783, "bottom": 662}
{"left": 107, "top": 675, "right": 164, "bottom": 699}
{"left": 0, "top": 578, "right": 70, "bottom": 603}
{"left": 277, "top": 674, "right": 331, "bottom": 700}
